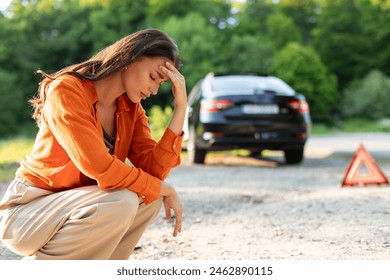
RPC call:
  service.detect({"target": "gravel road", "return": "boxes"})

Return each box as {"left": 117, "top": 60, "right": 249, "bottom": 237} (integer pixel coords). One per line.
{"left": 1, "top": 133, "right": 390, "bottom": 260}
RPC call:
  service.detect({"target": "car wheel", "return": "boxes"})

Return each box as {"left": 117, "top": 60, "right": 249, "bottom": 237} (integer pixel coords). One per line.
{"left": 284, "top": 148, "right": 304, "bottom": 164}
{"left": 187, "top": 126, "right": 207, "bottom": 164}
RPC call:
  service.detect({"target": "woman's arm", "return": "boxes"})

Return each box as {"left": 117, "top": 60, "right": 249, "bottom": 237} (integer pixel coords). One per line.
{"left": 160, "top": 62, "right": 187, "bottom": 136}
{"left": 159, "top": 62, "right": 186, "bottom": 237}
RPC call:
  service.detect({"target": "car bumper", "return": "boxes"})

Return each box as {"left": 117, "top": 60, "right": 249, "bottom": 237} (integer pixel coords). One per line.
{"left": 196, "top": 123, "right": 309, "bottom": 151}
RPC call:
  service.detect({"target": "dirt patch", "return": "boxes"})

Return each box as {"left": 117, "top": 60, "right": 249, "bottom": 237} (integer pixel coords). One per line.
{"left": 130, "top": 153, "right": 390, "bottom": 260}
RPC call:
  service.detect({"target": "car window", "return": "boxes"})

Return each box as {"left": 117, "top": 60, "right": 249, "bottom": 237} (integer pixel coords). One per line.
{"left": 210, "top": 76, "right": 295, "bottom": 95}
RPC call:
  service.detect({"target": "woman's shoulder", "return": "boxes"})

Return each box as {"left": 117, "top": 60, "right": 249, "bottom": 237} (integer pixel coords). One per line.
{"left": 54, "top": 73, "right": 91, "bottom": 89}
{"left": 46, "top": 74, "right": 96, "bottom": 103}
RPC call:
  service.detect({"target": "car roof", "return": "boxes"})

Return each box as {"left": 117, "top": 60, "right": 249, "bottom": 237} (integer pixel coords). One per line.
{"left": 202, "top": 74, "right": 296, "bottom": 96}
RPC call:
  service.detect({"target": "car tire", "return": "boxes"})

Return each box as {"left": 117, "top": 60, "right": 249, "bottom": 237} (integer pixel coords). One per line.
{"left": 187, "top": 126, "right": 207, "bottom": 164}
{"left": 284, "top": 148, "right": 304, "bottom": 164}
{"left": 190, "top": 147, "right": 207, "bottom": 164}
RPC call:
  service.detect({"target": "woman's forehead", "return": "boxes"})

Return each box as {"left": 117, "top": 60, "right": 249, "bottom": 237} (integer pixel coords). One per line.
{"left": 136, "top": 56, "right": 172, "bottom": 77}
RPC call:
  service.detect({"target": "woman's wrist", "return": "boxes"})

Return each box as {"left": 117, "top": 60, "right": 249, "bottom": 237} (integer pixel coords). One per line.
{"left": 160, "top": 182, "right": 175, "bottom": 197}
{"left": 173, "top": 100, "right": 187, "bottom": 110}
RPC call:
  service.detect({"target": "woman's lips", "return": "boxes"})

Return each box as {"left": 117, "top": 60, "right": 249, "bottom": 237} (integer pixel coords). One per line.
{"left": 140, "top": 92, "right": 149, "bottom": 99}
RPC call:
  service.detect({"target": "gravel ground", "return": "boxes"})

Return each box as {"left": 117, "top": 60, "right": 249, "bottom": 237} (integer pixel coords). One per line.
{"left": 1, "top": 133, "right": 390, "bottom": 260}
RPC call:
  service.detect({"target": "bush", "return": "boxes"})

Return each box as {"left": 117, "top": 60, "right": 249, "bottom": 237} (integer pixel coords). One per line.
{"left": 147, "top": 105, "right": 173, "bottom": 140}
{"left": 219, "top": 34, "right": 275, "bottom": 75}
{"left": 266, "top": 13, "right": 302, "bottom": 50}
{"left": 272, "top": 43, "right": 339, "bottom": 123}
{"left": 341, "top": 70, "right": 390, "bottom": 120}
{"left": 0, "top": 71, "right": 25, "bottom": 136}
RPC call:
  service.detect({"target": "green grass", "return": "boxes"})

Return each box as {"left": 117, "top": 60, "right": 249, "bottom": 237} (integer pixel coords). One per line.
{"left": 311, "top": 118, "right": 390, "bottom": 135}
{"left": 0, "top": 122, "right": 37, "bottom": 182}
{"left": 0, "top": 137, "right": 35, "bottom": 182}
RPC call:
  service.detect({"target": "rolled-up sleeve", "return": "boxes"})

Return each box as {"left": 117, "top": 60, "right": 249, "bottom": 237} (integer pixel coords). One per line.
{"left": 155, "top": 128, "right": 184, "bottom": 167}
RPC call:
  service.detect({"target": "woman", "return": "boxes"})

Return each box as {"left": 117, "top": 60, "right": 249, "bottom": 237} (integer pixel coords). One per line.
{"left": 0, "top": 29, "right": 185, "bottom": 260}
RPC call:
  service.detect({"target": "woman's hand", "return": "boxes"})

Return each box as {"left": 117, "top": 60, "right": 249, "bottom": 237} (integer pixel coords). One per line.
{"left": 160, "top": 181, "right": 183, "bottom": 237}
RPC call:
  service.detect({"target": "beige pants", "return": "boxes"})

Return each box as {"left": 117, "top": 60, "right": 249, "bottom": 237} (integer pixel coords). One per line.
{"left": 0, "top": 176, "right": 163, "bottom": 260}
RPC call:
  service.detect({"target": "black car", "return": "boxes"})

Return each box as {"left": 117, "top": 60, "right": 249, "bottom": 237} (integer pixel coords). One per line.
{"left": 185, "top": 73, "right": 311, "bottom": 164}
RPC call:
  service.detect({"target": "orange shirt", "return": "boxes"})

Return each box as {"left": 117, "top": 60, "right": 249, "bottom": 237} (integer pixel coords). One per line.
{"left": 17, "top": 74, "right": 183, "bottom": 204}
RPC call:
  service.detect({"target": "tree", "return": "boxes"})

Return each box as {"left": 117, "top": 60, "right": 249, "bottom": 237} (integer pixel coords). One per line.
{"left": 218, "top": 34, "right": 275, "bottom": 75}
{"left": 0, "top": 6, "right": 39, "bottom": 125}
{"left": 272, "top": 43, "right": 338, "bottom": 122}
{"left": 146, "top": 0, "right": 231, "bottom": 27}
{"left": 277, "top": 0, "right": 321, "bottom": 44}
{"left": 358, "top": 0, "right": 390, "bottom": 78}
{"left": 161, "top": 13, "right": 222, "bottom": 88}
{"left": 266, "top": 13, "right": 302, "bottom": 49}
{"left": 313, "top": 0, "right": 380, "bottom": 89}
{"left": 235, "top": 0, "right": 276, "bottom": 36}
{"left": 88, "top": 0, "right": 148, "bottom": 53}
{"left": 0, "top": 70, "right": 24, "bottom": 135}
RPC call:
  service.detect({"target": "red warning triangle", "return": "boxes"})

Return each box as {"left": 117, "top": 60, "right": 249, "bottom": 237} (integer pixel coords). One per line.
{"left": 342, "top": 144, "right": 389, "bottom": 187}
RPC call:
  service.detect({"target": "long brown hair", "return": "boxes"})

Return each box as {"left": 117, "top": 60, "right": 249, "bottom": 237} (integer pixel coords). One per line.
{"left": 30, "top": 29, "right": 181, "bottom": 123}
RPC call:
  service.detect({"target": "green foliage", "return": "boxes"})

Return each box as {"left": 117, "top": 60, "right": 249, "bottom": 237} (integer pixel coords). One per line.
{"left": 312, "top": 0, "right": 390, "bottom": 88}
{"left": 272, "top": 43, "right": 338, "bottom": 122}
{"left": 359, "top": 0, "right": 390, "bottom": 78}
{"left": 0, "top": 70, "right": 25, "bottom": 135}
{"left": 89, "top": 0, "right": 148, "bottom": 52}
{"left": 237, "top": 0, "right": 276, "bottom": 35}
{"left": 341, "top": 70, "right": 390, "bottom": 120}
{"left": 0, "top": 0, "right": 389, "bottom": 137}
{"left": 218, "top": 34, "right": 275, "bottom": 75}
{"left": 160, "top": 13, "right": 222, "bottom": 88}
{"left": 266, "top": 13, "right": 302, "bottom": 49}
{"left": 147, "top": 106, "right": 173, "bottom": 140}
{"left": 277, "top": 0, "right": 320, "bottom": 44}
{"left": 147, "top": 0, "right": 231, "bottom": 25}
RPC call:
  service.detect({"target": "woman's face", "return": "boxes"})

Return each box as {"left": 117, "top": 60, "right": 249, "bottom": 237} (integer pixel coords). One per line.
{"left": 121, "top": 55, "right": 172, "bottom": 103}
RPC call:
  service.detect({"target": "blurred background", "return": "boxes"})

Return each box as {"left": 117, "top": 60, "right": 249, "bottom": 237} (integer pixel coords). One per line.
{"left": 0, "top": 0, "right": 389, "bottom": 169}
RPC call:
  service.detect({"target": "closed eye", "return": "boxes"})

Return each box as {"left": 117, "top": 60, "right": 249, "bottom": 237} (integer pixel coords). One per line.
{"left": 151, "top": 73, "right": 166, "bottom": 85}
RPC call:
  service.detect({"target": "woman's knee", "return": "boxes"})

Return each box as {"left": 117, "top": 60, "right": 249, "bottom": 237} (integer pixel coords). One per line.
{"left": 105, "top": 189, "right": 139, "bottom": 219}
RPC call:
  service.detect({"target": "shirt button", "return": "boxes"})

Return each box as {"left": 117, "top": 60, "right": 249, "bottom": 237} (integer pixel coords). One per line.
{"left": 141, "top": 195, "right": 145, "bottom": 199}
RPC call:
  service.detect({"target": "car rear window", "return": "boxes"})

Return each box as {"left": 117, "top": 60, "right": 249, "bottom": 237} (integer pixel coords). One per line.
{"left": 210, "top": 76, "right": 295, "bottom": 95}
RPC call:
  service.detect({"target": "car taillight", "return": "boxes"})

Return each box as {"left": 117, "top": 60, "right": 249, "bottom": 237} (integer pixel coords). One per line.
{"left": 200, "top": 100, "right": 233, "bottom": 113}
{"left": 288, "top": 100, "right": 309, "bottom": 113}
